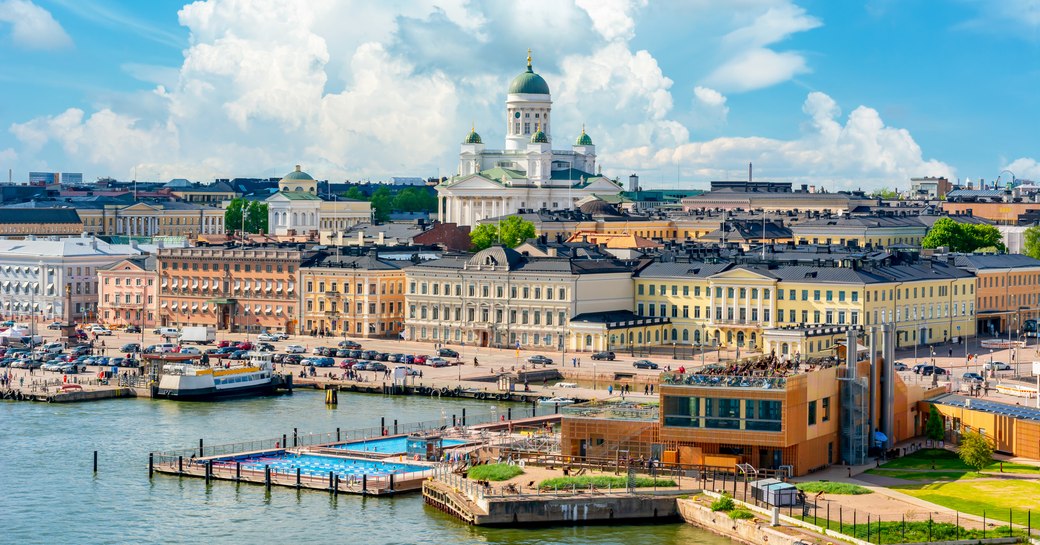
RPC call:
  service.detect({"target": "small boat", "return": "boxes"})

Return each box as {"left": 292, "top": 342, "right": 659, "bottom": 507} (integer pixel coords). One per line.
{"left": 538, "top": 397, "right": 576, "bottom": 405}
{"left": 156, "top": 351, "right": 277, "bottom": 401}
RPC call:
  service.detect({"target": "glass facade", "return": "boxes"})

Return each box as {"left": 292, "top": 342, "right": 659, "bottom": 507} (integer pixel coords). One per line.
{"left": 663, "top": 395, "right": 782, "bottom": 431}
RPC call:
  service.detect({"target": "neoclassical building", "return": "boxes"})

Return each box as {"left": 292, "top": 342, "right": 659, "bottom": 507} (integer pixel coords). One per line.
{"left": 266, "top": 165, "right": 371, "bottom": 237}
{"left": 436, "top": 53, "right": 622, "bottom": 226}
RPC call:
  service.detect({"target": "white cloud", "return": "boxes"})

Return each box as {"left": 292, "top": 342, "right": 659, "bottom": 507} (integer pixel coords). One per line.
{"left": 0, "top": 0, "right": 72, "bottom": 49}
{"left": 609, "top": 91, "right": 955, "bottom": 189}
{"left": 692, "top": 86, "right": 729, "bottom": 127}
{"left": 575, "top": 0, "right": 646, "bottom": 41}
{"left": 957, "top": 0, "right": 1040, "bottom": 37}
{"left": 1006, "top": 158, "right": 1040, "bottom": 181}
{"left": 706, "top": 3, "right": 820, "bottom": 92}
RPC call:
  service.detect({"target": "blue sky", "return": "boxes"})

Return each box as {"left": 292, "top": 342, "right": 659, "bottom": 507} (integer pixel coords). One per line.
{"left": 0, "top": 0, "right": 1037, "bottom": 189}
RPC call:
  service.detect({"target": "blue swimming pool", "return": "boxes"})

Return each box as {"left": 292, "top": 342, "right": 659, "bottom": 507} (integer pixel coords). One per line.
{"left": 222, "top": 453, "right": 429, "bottom": 478}
{"left": 334, "top": 436, "right": 468, "bottom": 454}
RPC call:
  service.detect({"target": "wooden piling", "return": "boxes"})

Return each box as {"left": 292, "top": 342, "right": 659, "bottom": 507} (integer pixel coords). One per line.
{"left": 148, "top": 453, "right": 153, "bottom": 479}
{"left": 265, "top": 465, "right": 271, "bottom": 490}
{"left": 93, "top": 450, "right": 98, "bottom": 473}
{"left": 235, "top": 461, "right": 241, "bottom": 482}
{"left": 293, "top": 427, "right": 298, "bottom": 447}
{"left": 178, "top": 455, "right": 183, "bottom": 474}
{"left": 199, "top": 438, "right": 204, "bottom": 457}
{"left": 393, "top": 419, "right": 398, "bottom": 434}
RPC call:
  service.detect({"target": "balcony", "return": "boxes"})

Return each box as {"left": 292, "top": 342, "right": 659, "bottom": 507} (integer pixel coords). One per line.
{"left": 561, "top": 400, "right": 659, "bottom": 421}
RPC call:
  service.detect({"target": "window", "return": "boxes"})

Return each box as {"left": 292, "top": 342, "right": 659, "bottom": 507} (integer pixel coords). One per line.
{"left": 822, "top": 397, "right": 831, "bottom": 422}
{"left": 802, "top": 290, "right": 808, "bottom": 301}
{"left": 808, "top": 400, "right": 817, "bottom": 425}
{"left": 813, "top": 290, "right": 821, "bottom": 301}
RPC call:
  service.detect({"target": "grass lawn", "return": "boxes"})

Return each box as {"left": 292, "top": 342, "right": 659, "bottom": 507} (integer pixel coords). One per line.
{"left": 895, "top": 479, "right": 1040, "bottom": 525}
{"left": 539, "top": 475, "right": 677, "bottom": 490}
{"left": 795, "top": 482, "right": 871, "bottom": 495}
{"left": 467, "top": 463, "right": 523, "bottom": 481}
{"left": 881, "top": 449, "right": 1040, "bottom": 474}
{"left": 797, "top": 515, "right": 1020, "bottom": 543}
{"left": 865, "top": 469, "right": 976, "bottom": 481}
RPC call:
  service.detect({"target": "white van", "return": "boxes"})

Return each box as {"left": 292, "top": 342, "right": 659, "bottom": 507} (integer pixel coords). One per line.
{"left": 153, "top": 327, "right": 180, "bottom": 339}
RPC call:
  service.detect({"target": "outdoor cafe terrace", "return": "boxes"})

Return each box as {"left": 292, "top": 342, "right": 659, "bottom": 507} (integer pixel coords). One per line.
{"left": 560, "top": 399, "right": 660, "bottom": 421}
{"left": 661, "top": 353, "right": 841, "bottom": 390}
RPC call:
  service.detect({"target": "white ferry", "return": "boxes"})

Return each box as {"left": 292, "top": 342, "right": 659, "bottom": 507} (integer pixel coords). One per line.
{"left": 156, "top": 352, "right": 277, "bottom": 400}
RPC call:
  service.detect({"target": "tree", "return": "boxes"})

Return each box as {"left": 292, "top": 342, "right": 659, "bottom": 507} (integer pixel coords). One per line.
{"left": 469, "top": 223, "right": 499, "bottom": 251}
{"left": 958, "top": 430, "right": 994, "bottom": 471}
{"left": 224, "top": 198, "right": 268, "bottom": 234}
{"left": 498, "top": 216, "right": 536, "bottom": 248}
{"left": 924, "top": 404, "right": 945, "bottom": 441}
{"left": 870, "top": 187, "right": 900, "bottom": 200}
{"left": 922, "top": 217, "right": 1006, "bottom": 253}
{"left": 224, "top": 198, "right": 245, "bottom": 234}
{"left": 1024, "top": 226, "right": 1040, "bottom": 260}
{"left": 370, "top": 186, "right": 393, "bottom": 223}
{"left": 343, "top": 186, "right": 366, "bottom": 201}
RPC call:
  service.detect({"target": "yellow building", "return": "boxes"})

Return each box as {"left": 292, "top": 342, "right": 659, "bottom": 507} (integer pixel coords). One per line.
{"left": 300, "top": 252, "right": 408, "bottom": 338}
{"left": 77, "top": 201, "right": 226, "bottom": 237}
{"left": 635, "top": 258, "right": 976, "bottom": 356}
{"left": 790, "top": 216, "right": 927, "bottom": 248}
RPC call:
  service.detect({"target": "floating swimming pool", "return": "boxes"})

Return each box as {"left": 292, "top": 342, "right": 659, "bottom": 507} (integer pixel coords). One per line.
{"left": 220, "top": 452, "right": 429, "bottom": 478}
{"left": 334, "top": 436, "right": 468, "bottom": 454}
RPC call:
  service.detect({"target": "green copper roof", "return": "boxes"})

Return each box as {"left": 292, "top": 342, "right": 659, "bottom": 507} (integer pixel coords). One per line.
{"left": 508, "top": 55, "right": 550, "bottom": 95}
{"left": 463, "top": 129, "right": 482, "bottom": 144}
{"left": 530, "top": 129, "right": 548, "bottom": 143}
{"left": 278, "top": 192, "right": 322, "bottom": 200}
{"left": 575, "top": 129, "right": 593, "bottom": 146}
{"left": 282, "top": 165, "right": 314, "bottom": 181}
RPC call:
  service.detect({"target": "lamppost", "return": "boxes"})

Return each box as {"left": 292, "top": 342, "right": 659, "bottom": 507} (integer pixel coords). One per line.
{"left": 672, "top": 341, "right": 676, "bottom": 360}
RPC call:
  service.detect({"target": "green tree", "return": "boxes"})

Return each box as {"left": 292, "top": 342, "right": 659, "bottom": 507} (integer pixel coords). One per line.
{"left": 244, "top": 201, "right": 268, "bottom": 234}
{"left": 925, "top": 404, "right": 945, "bottom": 442}
{"left": 870, "top": 187, "right": 900, "bottom": 200}
{"left": 958, "top": 430, "right": 994, "bottom": 471}
{"left": 343, "top": 186, "right": 366, "bottom": 200}
{"left": 469, "top": 223, "right": 499, "bottom": 251}
{"left": 370, "top": 186, "right": 393, "bottom": 223}
{"left": 922, "top": 217, "right": 1006, "bottom": 253}
{"left": 498, "top": 215, "right": 536, "bottom": 247}
{"left": 1024, "top": 225, "right": 1040, "bottom": 259}
{"left": 224, "top": 198, "right": 245, "bottom": 233}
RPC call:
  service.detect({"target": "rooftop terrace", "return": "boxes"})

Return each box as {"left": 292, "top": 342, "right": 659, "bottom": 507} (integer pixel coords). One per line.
{"left": 561, "top": 399, "right": 659, "bottom": 421}
{"left": 660, "top": 353, "right": 841, "bottom": 390}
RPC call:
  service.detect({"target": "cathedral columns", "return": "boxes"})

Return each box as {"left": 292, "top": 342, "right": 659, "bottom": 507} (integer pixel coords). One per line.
{"left": 438, "top": 197, "right": 444, "bottom": 223}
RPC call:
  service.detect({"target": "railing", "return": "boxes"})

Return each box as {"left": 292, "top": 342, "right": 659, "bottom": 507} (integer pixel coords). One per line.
{"left": 661, "top": 373, "right": 787, "bottom": 389}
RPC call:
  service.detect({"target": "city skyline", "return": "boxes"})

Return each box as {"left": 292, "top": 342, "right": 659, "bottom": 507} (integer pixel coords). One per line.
{"left": 0, "top": 0, "right": 1037, "bottom": 189}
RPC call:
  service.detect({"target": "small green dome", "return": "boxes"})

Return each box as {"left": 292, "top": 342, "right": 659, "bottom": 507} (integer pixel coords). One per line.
{"left": 575, "top": 128, "right": 593, "bottom": 146}
{"left": 530, "top": 129, "right": 548, "bottom": 144}
{"left": 282, "top": 164, "right": 314, "bottom": 181}
{"left": 508, "top": 52, "right": 550, "bottom": 95}
{"left": 464, "top": 128, "right": 482, "bottom": 144}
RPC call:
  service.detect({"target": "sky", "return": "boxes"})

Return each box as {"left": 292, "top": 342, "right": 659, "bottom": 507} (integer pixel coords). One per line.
{"left": 0, "top": 0, "right": 1037, "bottom": 191}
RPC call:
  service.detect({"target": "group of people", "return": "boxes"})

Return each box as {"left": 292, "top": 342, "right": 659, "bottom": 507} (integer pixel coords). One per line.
{"left": 696, "top": 352, "right": 801, "bottom": 378}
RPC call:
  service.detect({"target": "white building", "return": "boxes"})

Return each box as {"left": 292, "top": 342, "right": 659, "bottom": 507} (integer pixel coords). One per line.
{"left": 0, "top": 236, "right": 145, "bottom": 323}
{"left": 436, "top": 52, "right": 622, "bottom": 227}
{"left": 267, "top": 165, "right": 371, "bottom": 237}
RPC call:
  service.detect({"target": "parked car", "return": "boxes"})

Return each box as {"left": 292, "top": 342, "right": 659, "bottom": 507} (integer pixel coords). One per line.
{"left": 217, "top": 340, "right": 233, "bottom": 348}
{"left": 395, "top": 365, "right": 420, "bottom": 376}
{"left": 374, "top": 352, "right": 390, "bottom": 361}
{"left": 426, "top": 357, "right": 448, "bottom": 367}
{"left": 229, "top": 350, "right": 249, "bottom": 360}
{"left": 90, "top": 326, "right": 112, "bottom": 336}
{"left": 633, "top": 359, "right": 659, "bottom": 369}
{"left": 362, "top": 350, "right": 379, "bottom": 360}
{"left": 892, "top": 361, "right": 908, "bottom": 371}
{"left": 234, "top": 341, "right": 253, "bottom": 351}
{"left": 912, "top": 364, "right": 927, "bottom": 374}
{"left": 368, "top": 362, "right": 387, "bottom": 372}
{"left": 120, "top": 343, "right": 141, "bottom": 353}
{"left": 347, "top": 349, "right": 362, "bottom": 358}
{"left": 125, "top": 325, "right": 141, "bottom": 334}
{"left": 305, "top": 357, "right": 334, "bottom": 367}
{"left": 47, "top": 321, "right": 66, "bottom": 330}
{"left": 338, "top": 340, "right": 361, "bottom": 349}
{"left": 527, "top": 355, "right": 553, "bottom": 365}
{"left": 400, "top": 355, "right": 415, "bottom": 364}
{"left": 282, "top": 354, "right": 302, "bottom": 365}
{"left": 336, "top": 349, "right": 352, "bottom": 358}
{"left": 984, "top": 361, "right": 1012, "bottom": 371}
{"left": 962, "top": 372, "right": 984, "bottom": 383}
{"left": 591, "top": 351, "right": 615, "bottom": 361}
{"left": 437, "top": 348, "right": 459, "bottom": 358}
{"left": 286, "top": 344, "right": 306, "bottom": 354}
{"left": 179, "top": 347, "right": 201, "bottom": 355}
{"left": 413, "top": 355, "right": 428, "bottom": 365}
{"left": 920, "top": 365, "right": 948, "bottom": 376}
{"left": 257, "top": 343, "right": 275, "bottom": 352}
{"left": 257, "top": 333, "right": 279, "bottom": 342}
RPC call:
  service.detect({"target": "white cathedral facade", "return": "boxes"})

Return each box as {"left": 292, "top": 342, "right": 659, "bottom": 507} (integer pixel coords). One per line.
{"left": 436, "top": 53, "right": 622, "bottom": 227}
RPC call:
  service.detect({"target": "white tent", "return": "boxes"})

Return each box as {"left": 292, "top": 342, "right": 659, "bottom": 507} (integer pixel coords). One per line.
{"left": 0, "top": 327, "right": 29, "bottom": 338}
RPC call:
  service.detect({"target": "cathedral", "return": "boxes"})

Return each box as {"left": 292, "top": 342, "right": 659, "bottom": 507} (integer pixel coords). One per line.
{"left": 436, "top": 52, "right": 622, "bottom": 226}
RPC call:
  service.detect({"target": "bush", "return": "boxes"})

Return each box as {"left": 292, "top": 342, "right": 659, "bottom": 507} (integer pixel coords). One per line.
{"left": 795, "top": 482, "right": 872, "bottom": 495}
{"left": 958, "top": 431, "right": 994, "bottom": 472}
{"left": 711, "top": 493, "right": 735, "bottom": 512}
{"left": 468, "top": 463, "right": 524, "bottom": 482}
{"left": 729, "top": 508, "right": 755, "bottom": 520}
{"left": 538, "top": 475, "right": 677, "bottom": 490}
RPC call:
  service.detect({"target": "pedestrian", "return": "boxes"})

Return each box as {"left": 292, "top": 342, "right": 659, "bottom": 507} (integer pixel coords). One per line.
{"left": 608, "top": 384, "right": 613, "bottom": 395}
{"left": 572, "top": 357, "right": 576, "bottom": 368}
{"left": 649, "top": 384, "right": 654, "bottom": 395}
{"left": 949, "top": 348, "right": 953, "bottom": 358}
{"left": 644, "top": 384, "right": 649, "bottom": 395}
{"left": 577, "top": 358, "right": 581, "bottom": 367}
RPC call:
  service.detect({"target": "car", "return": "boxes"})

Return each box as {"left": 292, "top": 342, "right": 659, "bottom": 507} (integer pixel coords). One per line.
{"left": 426, "top": 357, "right": 449, "bottom": 367}
{"left": 920, "top": 365, "right": 948, "bottom": 376}
{"left": 352, "top": 361, "right": 370, "bottom": 371}
{"left": 338, "top": 340, "right": 361, "bottom": 349}
{"left": 962, "top": 372, "right": 984, "bottom": 383}
{"left": 437, "top": 348, "right": 459, "bottom": 358}
{"left": 47, "top": 321, "right": 66, "bottom": 330}
{"left": 90, "top": 326, "right": 113, "bottom": 336}
{"left": 217, "top": 340, "right": 233, "bottom": 348}
{"left": 367, "top": 362, "right": 387, "bottom": 372}
{"left": 256, "top": 343, "right": 275, "bottom": 352}
{"left": 179, "top": 347, "right": 201, "bottom": 355}
{"left": 400, "top": 354, "right": 415, "bottom": 364}
{"left": 257, "top": 333, "right": 279, "bottom": 342}
{"left": 374, "top": 352, "right": 390, "bottom": 361}
{"left": 362, "top": 350, "right": 379, "bottom": 360}
{"left": 286, "top": 344, "right": 306, "bottom": 354}
{"left": 282, "top": 354, "right": 302, "bottom": 365}
{"left": 633, "top": 359, "right": 659, "bottom": 370}
{"left": 312, "top": 346, "right": 328, "bottom": 355}
{"left": 303, "top": 357, "right": 334, "bottom": 367}
{"left": 912, "top": 364, "right": 927, "bottom": 374}
{"left": 347, "top": 349, "right": 362, "bottom": 358}
{"left": 395, "top": 365, "right": 420, "bottom": 376}
{"left": 125, "top": 325, "right": 141, "bottom": 334}
{"left": 892, "top": 362, "right": 908, "bottom": 371}
{"left": 335, "top": 349, "right": 351, "bottom": 358}
{"left": 120, "top": 343, "right": 141, "bottom": 353}
{"left": 984, "top": 361, "right": 1012, "bottom": 371}
{"left": 527, "top": 355, "right": 554, "bottom": 365}
{"left": 234, "top": 341, "right": 253, "bottom": 351}
{"left": 387, "top": 354, "right": 402, "bottom": 363}
{"left": 413, "top": 355, "right": 428, "bottom": 365}
{"left": 591, "top": 351, "right": 615, "bottom": 361}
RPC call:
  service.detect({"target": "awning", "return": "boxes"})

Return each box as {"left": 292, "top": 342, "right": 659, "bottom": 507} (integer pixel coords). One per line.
{"left": 207, "top": 298, "right": 233, "bottom": 304}
{"left": 201, "top": 280, "right": 209, "bottom": 289}
{"left": 191, "top": 303, "right": 199, "bottom": 310}
{"left": 161, "top": 279, "right": 168, "bottom": 288}
{"left": 254, "top": 304, "right": 261, "bottom": 313}
{"left": 275, "top": 307, "right": 283, "bottom": 315}
{"left": 201, "top": 304, "right": 209, "bottom": 312}
{"left": 874, "top": 431, "right": 888, "bottom": 445}
{"left": 243, "top": 307, "right": 250, "bottom": 314}
{"left": 161, "top": 302, "right": 168, "bottom": 309}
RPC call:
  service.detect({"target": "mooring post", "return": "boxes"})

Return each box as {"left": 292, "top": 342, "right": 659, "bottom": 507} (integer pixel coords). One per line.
{"left": 199, "top": 439, "right": 204, "bottom": 457}
{"left": 265, "top": 465, "right": 271, "bottom": 490}
{"left": 329, "top": 471, "right": 335, "bottom": 494}
{"left": 394, "top": 419, "right": 398, "bottom": 435}
{"left": 336, "top": 427, "right": 341, "bottom": 442}
{"left": 296, "top": 467, "right": 301, "bottom": 489}
{"left": 462, "top": 408, "right": 466, "bottom": 426}
{"left": 390, "top": 473, "right": 395, "bottom": 492}
{"left": 93, "top": 450, "right": 98, "bottom": 473}
{"left": 555, "top": 402, "right": 559, "bottom": 414}
{"left": 205, "top": 460, "right": 212, "bottom": 485}
{"left": 508, "top": 407, "right": 512, "bottom": 420}
{"left": 148, "top": 453, "right": 153, "bottom": 479}
{"left": 293, "top": 428, "right": 298, "bottom": 447}
{"left": 452, "top": 415, "right": 456, "bottom": 427}
{"left": 381, "top": 417, "right": 385, "bottom": 435}
{"left": 178, "top": 455, "right": 183, "bottom": 474}
{"left": 282, "top": 434, "right": 287, "bottom": 449}
{"left": 362, "top": 474, "right": 367, "bottom": 496}
{"left": 236, "top": 461, "right": 241, "bottom": 482}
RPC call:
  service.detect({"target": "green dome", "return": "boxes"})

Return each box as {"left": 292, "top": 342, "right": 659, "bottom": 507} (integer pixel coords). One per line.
{"left": 575, "top": 128, "right": 593, "bottom": 146}
{"left": 464, "top": 128, "right": 482, "bottom": 144}
{"left": 509, "top": 52, "right": 550, "bottom": 95}
{"left": 530, "top": 129, "right": 548, "bottom": 144}
{"left": 282, "top": 165, "right": 314, "bottom": 181}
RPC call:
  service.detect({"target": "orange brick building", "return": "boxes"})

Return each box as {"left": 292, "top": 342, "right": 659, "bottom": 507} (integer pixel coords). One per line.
{"left": 953, "top": 254, "right": 1040, "bottom": 336}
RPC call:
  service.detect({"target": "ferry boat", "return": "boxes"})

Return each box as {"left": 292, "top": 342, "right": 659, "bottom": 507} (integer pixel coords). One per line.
{"left": 156, "top": 352, "right": 277, "bottom": 400}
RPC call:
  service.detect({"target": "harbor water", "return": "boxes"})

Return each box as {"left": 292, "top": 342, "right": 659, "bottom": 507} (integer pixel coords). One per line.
{"left": 2, "top": 391, "right": 733, "bottom": 545}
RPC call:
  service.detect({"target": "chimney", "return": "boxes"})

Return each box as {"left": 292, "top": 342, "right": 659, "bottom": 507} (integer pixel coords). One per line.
{"left": 357, "top": 231, "right": 364, "bottom": 245}
{"left": 628, "top": 174, "right": 639, "bottom": 192}
{"left": 377, "top": 232, "right": 385, "bottom": 245}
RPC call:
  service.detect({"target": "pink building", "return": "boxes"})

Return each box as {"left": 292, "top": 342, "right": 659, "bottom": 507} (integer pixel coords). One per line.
{"left": 98, "top": 256, "right": 159, "bottom": 328}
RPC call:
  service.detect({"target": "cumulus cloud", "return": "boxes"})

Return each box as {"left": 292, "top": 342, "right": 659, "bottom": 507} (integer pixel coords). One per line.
{"left": 957, "top": 0, "right": 1040, "bottom": 37}
{"left": 706, "top": 3, "right": 820, "bottom": 92}
{"left": 1006, "top": 158, "right": 1040, "bottom": 181}
{"left": 609, "top": 91, "right": 955, "bottom": 189}
{"left": 0, "top": 0, "right": 72, "bottom": 49}
{"left": 575, "top": 0, "right": 646, "bottom": 41}
{"left": 692, "top": 86, "right": 729, "bottom": 127}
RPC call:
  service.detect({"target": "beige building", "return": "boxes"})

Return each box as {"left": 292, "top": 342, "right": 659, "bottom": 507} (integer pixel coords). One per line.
{"left": 76, "top": 201, "right": 226, "bottom": 237}
{"left": 300, "top": 252, "right": 409, "bottom": 338}
{"left": 98, "top": 256, "right": 159, "bottom": 328}
{"left": 404, "top": 246, "right": 635, "bottom": 350}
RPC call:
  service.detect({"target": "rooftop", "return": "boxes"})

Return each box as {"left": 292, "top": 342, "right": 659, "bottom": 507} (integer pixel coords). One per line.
{"left": 930, "top": 393, "right": 1040, "bottom": 423}
{"left": 561, "top": 399, "right": 659, "bottom": 421}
